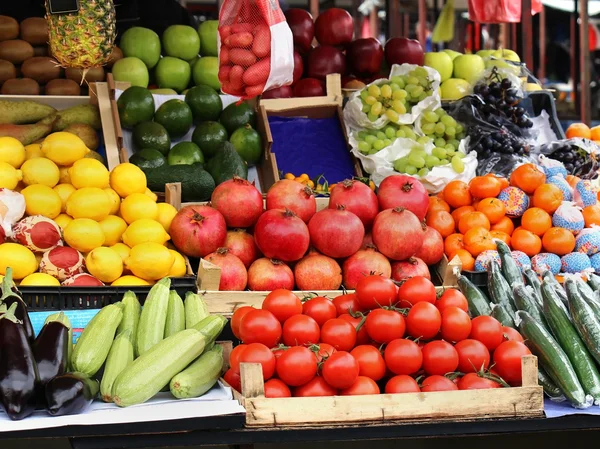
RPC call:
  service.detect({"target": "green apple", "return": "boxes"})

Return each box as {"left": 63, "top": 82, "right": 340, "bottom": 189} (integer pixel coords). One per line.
{"left": 193, "top": 56, "right": 220, "bottom": 91}
{"left": 119, "top": 27, "right": 161, "bottom": 69}
{"left": 526, "top": 82, "right": 542, "bottom": 92}
{"left": 476, "top": 49, "right": 495, "bottom": 58}
{"left": 424, "top": 52, "right": 453, "bottom": 82}
{"left": 484, "top": 59, "right": 521, "bottom": 75}
{"left": 492, "top": 48, "right": 521, "bottom": 63}
{"left": 155, "top": 57, "right": 192, "bottom": 92}
{"left": 151, "top": 88, "right": 178, "bottom": 95}
{"left": 453, "top": 54, "right": 485, "bottom": 83}
{"left": 440, "top": 78, "right": 471, "bottom": 100}
{"left": 162, "top": 25, "right": 201, "bottom": 61}
{"left": 442, "top": 49, "right": 462, "bottom": 61}
{"left": 198, "top": 20, "right": 219, "bottom": 57}
{"left": 111, "top": 57, "right": 149, "bottom": 87}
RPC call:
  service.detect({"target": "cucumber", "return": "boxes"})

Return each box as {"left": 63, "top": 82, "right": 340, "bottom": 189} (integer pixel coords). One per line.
{"left": 45, "top": 312, "right": 73, "bottom": 368}
{"left": 543, "top": 270, "right": 568, "bottom": 305}
{"left": 578, "top": 281, "right": 600, "bottom": 320}
{"left": 516, "top": 310, "right": 588, "bottom": 408}
{"left": 496, "top": 240, "right": 523, "bottom": 286}
{"left": 523, "top": 267, "right": 543, "bottom": 308}
{"left": 192, "top": 315, "right": 227, "bottom": 347}
{"left": 136, "top": 277, "right": 171, "bottom": 357}
{"left": 100, "top": 329, "right": 134, "bottom": 402}
{"left": 577, "top": 278, "right": 596, "bottom": 301}
{"left": 513, "top": 284, "right": 550, "bottom": 331}
{"left": 486, "top": 260, "right": 517, "bottom": 314}
{"left": 457, "top": 276, "right": 492, "bottom": 317}
{"left": 542, "top": 280, "right": 600, "bottom": 403}
{"left": 588, "top": 273, "right": 600, "bottom": 291}
{"left": 170, "top": 345, "right": 224, "bottom": 399}
{"left": 538, "top": 367, "right": 564, "bottom": 400}
{"left": 491, "top": 303, "right": 515, "bottom": 327}
{"left": 566, "top": 279, "right": 600, "bottom": 366}
{"left": 117, "top": 291, "right": 141, "bottom": 349}
{"left": 164, "top": 291, "right": 185, "bottom": 338}
{"left": 184, "top": 292, "right": 209, "bottom": 329}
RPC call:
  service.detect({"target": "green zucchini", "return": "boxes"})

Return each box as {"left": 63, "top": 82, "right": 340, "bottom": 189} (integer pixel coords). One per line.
{"left": 523, "top": 267, "right": 543, "bottom": 308}
{"left": 566, "top": 279, "right": 600, "bottom": 366}
{"left": 170, "top": 345, "right": 224, "bottom": 399}
{"left": 164, "top": 291, "right": 185, "bottom": 338}
{"left": 184, "top": 292, "right": 210, "bottom": 329}
{"left": 136, "top": 277, "right": 171, "bottom": 357}
{"left": 192, "top": 315, "right": 227, "bottom": 347}
{"left": 457, "top": 275, "right": 492, "bottom": 317}
{"left": 513, "top": 284, "right": 550, "bottom": 331}
{"left": 588, "top": 273, "right": 600, "bottom": 291}
{"left": 496, "top": 240, "right": 523, "bottom": 286}
{"left": 491, "top": 303, "right": 515, "bottom": 327}
{"left": 538, "top": 367, "right": 564, "bottom": 400}
{"left": 100, "top": 329, "right": 134, "bottom": 403}
{"left": 117, "top": 291, "right": 141, "bottom": 349}
{"left": 516, "top": 310, "right": 589, "bottom": 408}
{"left": 486, "top": 260, "right": 517, "bottom": 314}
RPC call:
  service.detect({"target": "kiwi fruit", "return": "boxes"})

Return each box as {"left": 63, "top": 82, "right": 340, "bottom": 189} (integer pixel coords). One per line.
{"left": 0, "top": 16, "right": 19, "bottom": 42}
{"left": 1, "top": 78, "right": 40, "bottom": 95}
{"left": 45, "top": 78, "right": 80, "bottom": 96}
{"left": 0, "top": 40, "right": 34, "bottom": 64}
{"left": 0, "top": 59, "right": 17, "bottom": 85}
{"left": 33, "top": 46, "right": 49, "bottom": 57}
{"left": 21, "top": 57, "right": 62, "bottom": 84}
{"left": 20, "top": 18, "right": 48, "bottom": 46}
{"left": 65, "top": 66, "right": 105, "bottom": 84}
{"left": 106, "top": 47, "right": 123, "bottom": 68}
{"left": 64, "top": 123, "right": 100, "bottom": 150}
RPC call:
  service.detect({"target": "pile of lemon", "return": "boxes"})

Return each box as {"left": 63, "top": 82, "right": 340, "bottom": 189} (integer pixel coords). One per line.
{"left": 0, "top": 134, "right": 186, "bottom": 287}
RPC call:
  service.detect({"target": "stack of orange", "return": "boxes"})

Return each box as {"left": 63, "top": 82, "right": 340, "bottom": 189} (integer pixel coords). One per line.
{"left": 565, "top": 122, "right": 600, "bottom": 143}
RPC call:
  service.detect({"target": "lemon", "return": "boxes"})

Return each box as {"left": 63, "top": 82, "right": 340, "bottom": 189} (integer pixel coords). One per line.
{"left": 69, "top": 159, "right": 110, "bottom": 189}
{"left": 112, "top": 275, "right": 152, "bottom": 286}
{"left": 66, "top": 187, "right": 111, "bottom": 221}
{"left": 86, "top": 247, "right": 123, "bottom": 283}
{"left": 0, "top": 161, "right": 23, "bottom": 189}
{"left": 64, "top": 218, "right": 105, "bottom": 252}
{"left": 109, "top": 163, "right": 146, "bottom": 198}
{"left": 21, "top": 184, "right": 62, "bottom": 219}
{"left": 54, "top": 213, "right": 73, "bottom": 230}
{"left": 99, "top": 215, "right": 127, "bottom": 246}
{"left": 59, "top": 166, "right": 71, "bottom": 184}
{"left": 144, "top": 188, "right": 158, "bottom": 202}
{"left": 122, "top": 218, "right": 170, "bottom": 247}
{"left": 25, "top": 143, "right": 44, "bottom": 160}
{"left": 0, "top": 137, "right": 26, "bottom": 168}
{"left": 21, "top": 157, "right": 60, "bottom": 187}
{"left": 120, "top": 193, "right": 159, "bottom": 224}
{"left": 156, "top": 203, "right": 178, "bottom": 232}
{"left": 53, "top": 183, "right": 76, "bottom": 212}
{"left": 104, "top": 188, "right": 121, "bottom": 215}
{"left": 126, "top": 242, "right": 174, "bottom": 280}
{"left": 168, "top": 250, "right": 187, "bottom": 277}
{"left": 42, "top": 132, "right": 90, "bottom": 166}
{"left": 20, "top": 273, "right": 60, "bottom": 286}
{"left": 0, "top": 243, "right": 38, "bottom": 280}
{"left": 110, "top": 242, "right": 130, "bottom": 263}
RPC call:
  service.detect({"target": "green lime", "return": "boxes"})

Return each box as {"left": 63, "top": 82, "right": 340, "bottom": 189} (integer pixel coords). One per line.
{"left": 154, "top": 99, "right": 193, "bottom": 138}
{"left": 129, "top": 148, "right": 167, "bottom": 169}
{"left": 117, "top": 86, "right": 155, "bottom": 129}
{"left": 132, "top": 121, "right": 171, "bottom": 155}
{"left": 219, "top": 101, "right": 256, "bottom": 135}
{"left": 168, "top": 142, "right": 205, "bottom": 165}
{"left": 229, "top": 124, "right": 262, "bottom": 166}
{"left": 185, "top": 85, "right": 223, "bottom": 122}
{"left": 191, "top": 121, "right": 228, "bottom": 158}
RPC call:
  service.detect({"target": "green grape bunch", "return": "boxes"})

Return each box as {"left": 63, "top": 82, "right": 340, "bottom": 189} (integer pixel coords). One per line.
{"left": 355, "top": 123, "right": 418, "bottom": 155}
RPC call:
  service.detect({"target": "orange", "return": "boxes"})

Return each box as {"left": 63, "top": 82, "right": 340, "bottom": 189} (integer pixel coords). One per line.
{"left": 485, "top": 173, "right": 509, "bottom": 190}
{"left": 566, "top": 123, "right": 591, "bottom": 139}
{"left": 566, "top": 175, "right": 580, "bottom": 189}
{"left": 513, "top": 226, "right": 525, "bottom": 234}
{"left": 491, "top": 216, "right": 515, "bottom": 235}
{"left": 583, "top": 204, "right": 600, "bottom": 227}
{"left": 511, "top": 229, "right": 542, "bottom": 257}
{"left": 509, "top": 163, "right": 546, "bottom": 194}
{"left": 443, "top": 180, "right": 473, "bottom": 209}
{"left": 591, "top": 125, "right": 600, "bottom": 141}
{"left": 521, "top": 207, "right": 552, "bottom": 236}
{"left": 451, "top": 206, "right": 475, "bottom": 225}
{"left": 476, "top": 197, "right": 506, "bottom": 224}
{"left": 532, "top": 184, "right": 563, "bottom": 214}
{"left": 490, "top": 230, "right": 511, "bottom": 247}
{"left": 458, "top": 211, "right": 491, "bottom": 234}
{"left": 463, "top": 227, "right": 496, "bottom": 257}
{"left": 429, "top": 196, "right": 450, "bottom": 214}
{"left": 444, "top": 233, "right": 464, "bottom": 257}
{"left": 542, "top": 227, "right": 576, "bottom": 256}
{"left": 469, "top": 176, "right": 502, "bottom": 199}
{"left": 449, "top": 249, "right": 475, "bottom": 271}
{"left": 426, "top": 210, "right": 455, "bottom": 238}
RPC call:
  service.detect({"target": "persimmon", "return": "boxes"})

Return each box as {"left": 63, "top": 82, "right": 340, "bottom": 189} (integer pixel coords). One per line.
{"left": 443, "top": 180, "right": 473, "bottom": 209}
{"left": 469, "top": 176, "right": 502, "bottom": 199}
{"left": 458, "top": 211, "right": 491, "bottom": 234}
{"left": 509, "top": 164, "right": 546, "bottom": 194}
{"left": 463, "top": 227, "right": 496, "bottom": 257}
{"left": 450, "top": 249, "right": 475, "bottom": 271}
{"left": 521, "top": 207, "right": 552, "bottom": 236}
{"left": 490, "top": 230, "right": 511, "bottom": 247}
{"left": 444, "top": 233, "right": 465, "bottom": 257}
{"left": 583, "top": 204, "right": 600, "bottom": 227}
{"left": 511, "top": 229, "right": 542, "bottom": 257}
{"left": 429, "top": 196, "right": 450, "bottom": 214}
{"left": 476, "top": 198, "right": 506, "bottom": 224}
{"left": 532, "top": 184, "right": 563, "bottom": 214}
{"left": 490, "top": 216, "right": 515, "bottom": 235}
{"left": 542, "top": 227, "right": 576, "bottom": 256}
{"left": 426, "top": 210, "right": 455, "bottom": 238}
{"left": 566, "top": 123, "right": 591, "bottom": 139}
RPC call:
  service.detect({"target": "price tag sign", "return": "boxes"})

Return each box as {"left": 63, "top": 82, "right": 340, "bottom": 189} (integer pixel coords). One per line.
{"left": 47, "top": 0, "right": 80, "bottom": 14}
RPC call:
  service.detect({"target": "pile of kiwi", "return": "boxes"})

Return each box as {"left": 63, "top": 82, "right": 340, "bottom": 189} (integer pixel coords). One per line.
{"left": 0, "top": 15, "right": 123, "bottom": 96}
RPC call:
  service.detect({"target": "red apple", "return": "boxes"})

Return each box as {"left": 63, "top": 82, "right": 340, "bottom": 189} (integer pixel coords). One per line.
{"left": 293, "top": 78, "right": 325, "bottom": 97}
{"left": 293, "top": 51, "right": 304, "bottom": 84}
{"left": 314, "top": 8, "right": 353, "bottom": 47}
{"left": 384, "top": 37, "right": 424, "bottom": 66}
{"left": 347, "top": 38, "right": 384, "bottom": 76}
{"left": 262, "top": 86, "right": 293, "bottom": 99}
{"left": 307, "top": 45, "right": 346, "bottom": 80}
{"left": 0, "top": 226, "right": 5, "bottom": 244}
{"left": 285, "top": 9, "right": 315, "bottom": 54}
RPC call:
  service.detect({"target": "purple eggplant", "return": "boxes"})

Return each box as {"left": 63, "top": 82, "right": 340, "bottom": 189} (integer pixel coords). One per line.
{"left": 1, "top": 268, "right": 34, "bottom": 342}
{"left": 45, "top": 373, "right": 99, "bottom": 416}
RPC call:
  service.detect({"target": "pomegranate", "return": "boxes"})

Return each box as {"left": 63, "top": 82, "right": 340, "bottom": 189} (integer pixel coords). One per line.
{"left": 306, "top": 45, "right": 346, "bottom": 80}
{"left": 415, "top": 226, "right": 444, "bottom": 265}
{"left": 361, "top": 232, "right": 374, "bottom": 249}
{"left": 62, "top": 273, "right": 104, "bottom": 286}
{"left": 170, "top": 205, "right": 227, "bottom": 258}
{"left": 308, "top": 206, "right": 364, "bottom": 258}
{"left": 224, "top": 229, "right": 260, "bottom": 268}
{"left": 342, "top": 246, "right": 392, "bottom": 289}
{"left": 248, "top": 258, "right": 295, "bottom": 291}
{"left": 377, "top": 175, "right": 429, "bottom": 221}
{"left": 262, "top": 86, "right": 293, "bottom": 99}
{"left": 205, "top": 248, "right": 248, "bottom": 291}
{"left": 294, "top": 251, "right": 342, "bottom": 290}
{"left": 210, "top": 177, "right": 263, "bottom": 228}
{"left": 293, "top": 78, "right": 325, "bottom": 97}
{"left": 391, "top": 257, "right": 430, "bottom": 281}
{"left": 266, "top": 179, "right": 316, "bottom": 223}
{"left": 292, "top": 51, "right": 304, "bottom": 84}
{"left": 254, "top": 208, "right": 310, "bottom": 262}
{"left": 329, "top": 179, "right": 379, "bottom": 229}
{"left": 372, "top": 208, "right": 424, "bottom": 260}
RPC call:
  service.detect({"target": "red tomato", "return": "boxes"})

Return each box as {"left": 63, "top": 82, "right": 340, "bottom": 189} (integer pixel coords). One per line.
{"left": 276, "top": 346, "right": 318, "bottom": 386}
{"left": 340, "top": 376, "right": 380, "bottom": 395}
{"left": 385, "top": 375, "right": 421, "bottom": 394}
{"left": 231, "top": 306, "right": 254, "bottom": 339}
{"left": 282, "top": 314, "right": 320, "bottom": 346}
{"left": 314, "top": 343, "right": 336, "bottom": 363}
{"left": 406, "top": 302, "right": 441, "bottom": 340}
{"left": 322, "top": 351, "right": 360, "bottom": 389}
{"left": 457, "top": 373, "right": 501, "bottom": 390}
{"left": 441, "top": 306, "right": 472, "bottom": 342}
{"left": 264, "top": 378, "right": 292, "bottom": 398}
{"left": 397, "top": 276, "right": 436, "bottom": 307}
{"left": 239, "top": 343, "right": 276, "bottom": 380}
{"left": 384, "top": 338, "right": 423, "bottom": 375}
{"left": 364, "top": 309, "right": 406, "bottom": 343}
{"left": 332, "top": 293, "right": 363, "bottom": 316}
{"left": 338, "top": 313, "right": 370, "bottom": 345}
{"left": 502, "top": 326, "right": 524, "bottom": 343}
{"left": 454, "top": 339, "right": 490, "bottom": 373}
{"left": 223, "top": 368, "right": 241, "bottom": 391}
{"left": 239, "top": 309, "right": 282, "bottom": 347}
{"left": 436, "top": 289, "right": 469, "bottom": 313}
{"left": 469, "top": 315, "right": 504, "bottom": 351}
{"left": 421, "top": 340, "right": 459, "bottom": 376}
{"left": 350, "top": 345, "right": 386, "bottom": 381}
{"left": 493, "top": 340, "right": 532, "bottom": 384}
{"left": 272, "top": 346, "right": 286, "bottom": 359}
{"left": 293, "top": 376, "right": 337, "bottom": 397}
{"left": 229, "top": 344, "right": 247, "bottom": 372}
{"left": 420, "top": 375, "right": 458, "bottom": 392}
{"left": 320, "top": 318, "right": 357, "bottom": 351}
{"left": 356, "top": 275, "right": 398, "bottom": 310}
{"left": 262, "top": 289, "right": 303, "bottom": 323}
{"left": 302, "top": 296, "right": 337, "bottom": 326}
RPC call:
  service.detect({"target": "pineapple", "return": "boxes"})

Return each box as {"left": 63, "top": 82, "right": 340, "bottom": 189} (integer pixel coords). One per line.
{"left": 45, "top": 0, "right": 116, "bottom": 71}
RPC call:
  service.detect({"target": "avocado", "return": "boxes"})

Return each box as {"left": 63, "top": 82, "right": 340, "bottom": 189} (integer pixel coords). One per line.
{"left": 167, "top": 142, "right": 204, "bottom": 165}
{"left": 191, "top": 121, "right": 228, "bottom": 158}
{"left": 132, "top": 121, "right": 171, "bottom": 155}
{"left": 154, "top": 99, "right": 193, "bottom": 138}
{"left": 143, "top": 164, "right": 215, "bottom": 202}
{"left": 129, "top": 148, "right": 167, "bottom": 169}
{"left": 206, "top": 141, "right": 248, "bottom": 185}
{"left": 185, "top": 85, "right": 222, "bottom": 122}
{"left": 117, "top": 86, "right": 155, "bottom": 129}
{"left": 219, "top": 101, "right": 256, "bottom": 135}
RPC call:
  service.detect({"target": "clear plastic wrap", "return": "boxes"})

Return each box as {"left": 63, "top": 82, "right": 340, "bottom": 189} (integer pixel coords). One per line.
{"left": 534, "top": 138, "right": 600, "bottom": 180}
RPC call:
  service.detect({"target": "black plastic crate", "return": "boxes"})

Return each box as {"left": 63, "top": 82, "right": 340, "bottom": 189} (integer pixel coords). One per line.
{"left": 461, "top": 269, "right": 488, "bottom": 288}
{"left": 520, "top": 90, "right": 565, "bottom": 140}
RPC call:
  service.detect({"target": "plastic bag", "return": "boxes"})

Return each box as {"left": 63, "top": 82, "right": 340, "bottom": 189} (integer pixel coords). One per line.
{"left": 534, "top": 138, "right": 600, "bottom": 180}
{"left": 575, "top": 226, "right": 600, "bottom": 256}
{"left": 468, "top": 0, "right": 542, "bottom": 24}
{"left": 0, "top": 188, "right": 25, "bottom": 240}
{"left": 218, "top": 0, "right": 294, "bottom": 99}
{"left": 553, "top": 201, "right": 584, "bottom": 235}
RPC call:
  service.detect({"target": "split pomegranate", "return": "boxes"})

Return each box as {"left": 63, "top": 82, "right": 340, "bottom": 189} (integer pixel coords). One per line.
{"left": 204, "top": 248, "right": 248, "bottom": 291}
{"left": 294, "top": 250, "right": 342, "bottom": 290}
{"left": 254, "top": 208, "right": 310, "bottom": 262}
{"left": 414, "top": 226, "right": 444, "bottom": 265}
{"left": 377, "top": 175, "right": 429, "bottom": 220}
{"left": 372, "top": 207, "right": 424, "bottom": 260}
{"left": 329, "top": 179, "right": 379, "bottom": 229}
{"left": 342, "top": 246, "right": 392, "bottom": 289}
{"left": 391, "top": 257, "right": 430, "bottom": 281}
{"left": 266, "top": 180, "right": 317, "bottom": 223}
{"left": 224, "top": 229, "right": 260, "bottom": 268}
{"left": 247, "top": 258, "right": 295, "bottom": 291}
{"left": 308, "top": 206, "right": 364, "bottom": 258}
{"left": 170, "top": 205, "right": 227, "bottom": 258}
{"left": 210, "top": 176, "right": 263, "bottom": 228}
